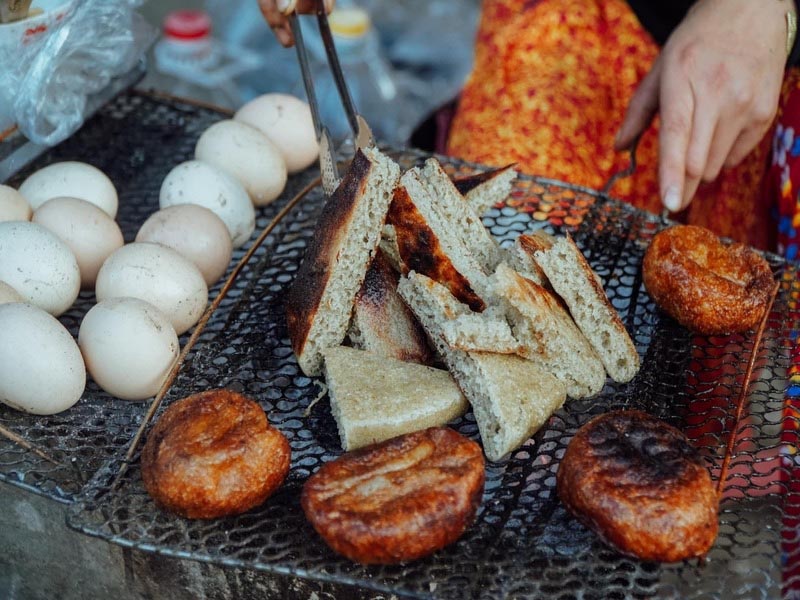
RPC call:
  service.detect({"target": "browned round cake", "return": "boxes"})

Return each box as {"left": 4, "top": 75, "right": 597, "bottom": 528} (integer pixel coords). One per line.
{"left": 642, "top": 224, "right": 773, "bottom": 335}
{"left": 557, "top": 410, "right": 718, "bottom": 562}
{"left": 302, "top": 427, "right": 485, "bottom": 564}
{"left": 141, "top": 389, "right": 290, "bottom": 519}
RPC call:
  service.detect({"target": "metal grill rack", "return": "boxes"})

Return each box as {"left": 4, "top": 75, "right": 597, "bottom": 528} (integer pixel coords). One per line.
{"left": 1, "top": 91, "right": 797, "bottom": 598}
{"left": 0, "top": 92, "right": 317, "bottom": 502}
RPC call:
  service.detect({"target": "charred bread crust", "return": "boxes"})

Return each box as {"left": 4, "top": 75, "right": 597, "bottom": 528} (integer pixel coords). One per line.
{"left": 351, "top": 250, "right": 434, "bottom": 365}
{"left": 141, "top": 389, "right": 291, "bottom": 519}
{"left": 642, "top": 225, "right": 774, "bottom": 335}
{"left": 387, "top": 185, "right": 486, "bottom": 312}
{"left": 301, "top": 427, "right": 485, "bottom": 564}
{"left": 285, "top": 149, "right": 373, "bottom": 359}
{"left": 556, "top": 410, "right": 718, "bottom": 562}
{"left": 452, "top": 163, "right": 516, "bottom": 197}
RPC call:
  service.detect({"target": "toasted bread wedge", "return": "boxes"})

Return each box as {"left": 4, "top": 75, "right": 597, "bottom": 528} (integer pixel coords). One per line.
{"left": 502, "top": 243, "right": 547, "bottom": 286}
{"left": 398, "top": 272, "right": 566, "bottom": 461}
{"left": 348, "top": 250, "right": 433, "bottom": 365}
{"left": 322, "top": 346, "right": 468, "bottom": 451}
{"left": 387, "top": 172, "right": 490, "bottom": 311}
{"left": 491, "top": 263, "right": 605, "bottom": 398}
{"left": 420, "top": 158, "right": 503, "bottom": 271}
{"left": 285, "top": 147, "right": 401, "bottom": 376}
{"left": 518, "top": 232, "right": 640, "bottom": 383}
{"left": 395, "top": 268, "right": 519, "bottom": 354}
{"left": 453, "top": 163, "right": 517, "bottom": 216}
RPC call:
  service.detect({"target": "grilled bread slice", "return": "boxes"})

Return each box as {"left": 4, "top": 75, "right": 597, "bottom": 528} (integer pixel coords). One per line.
{"left": 453, "top": 163, "right": 517, "bottom": 216}
{"left": 394, "top": 267, "right": 518, "bottom": 354}
{"left": 419, "top": 158, "right": 503, "bottom": 272}
{"left": 502, "top": 243, "right": 547, "bottom": 286}
{"left": 398, "top": 272, "right": 566, "bottom": 461}
{"left": 348, "top": 250, "right": 433, "bottom": 365}
{"left": 491, "top": 263, "right": 605, "bottom": 398}
{"left": 518, "top": 232, "right": 640, "bottom": 383}
{"left": 387, "top": 172, "right": 490, "bottom": 311}
{"left": 285, "top": 147, "right": 401, "bottom": 376}
{"left": 322, "top": 346, "right": 468, "bottom": 451}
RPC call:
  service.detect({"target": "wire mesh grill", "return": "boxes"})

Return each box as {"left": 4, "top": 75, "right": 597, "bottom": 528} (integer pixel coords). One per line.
{"left": 0, "top": 91, "right": 796, "bottom": 597}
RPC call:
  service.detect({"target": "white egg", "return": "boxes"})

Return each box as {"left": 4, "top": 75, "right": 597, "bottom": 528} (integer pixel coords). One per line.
{"left": 0, "top": 303, "right": 85, "bottom": 414}
{"left": 0, "top": 184, "right": 31, "bottom": 222}
{"left": 79, "top": 297, "right": 179, "bottom": 401}
{"left": 195, "top": 119, "right": 287, "bottom": 207}
{"left": 0, "top": 221, "right": 80, "bottom": 316}
{"left": 135, "top": 205, "right": 233, "bottom": 287}
{"left": 95, "top": 242, "right": 208, "bottom": 335}
{"left": 159, "top": 160, "right": 255, "bottom": 248}
{"left": 234, "top": 93, "right": 319, "bottom": 174}
{"left": 18, "top": 161, "right": 118, "bottom": 218}
{"left": 0, "top": 280, "right": 23, "bottom": 304}
{"left": 32, "top": 197, "right": 124, "bottom": 289}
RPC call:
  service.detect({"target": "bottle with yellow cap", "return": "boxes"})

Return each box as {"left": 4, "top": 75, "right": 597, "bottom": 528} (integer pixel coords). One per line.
{"left": 300, "top": 2, "right": 415, "bottom": 144}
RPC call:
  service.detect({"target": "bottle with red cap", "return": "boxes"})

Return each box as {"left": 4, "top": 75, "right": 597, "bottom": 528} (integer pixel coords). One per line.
{"left": 147, "top": 9, "right": 260, "bottom": 110}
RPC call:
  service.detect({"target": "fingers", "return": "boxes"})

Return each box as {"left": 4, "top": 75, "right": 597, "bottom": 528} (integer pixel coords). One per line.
{"left": 258, "top": 0, "right": 335, "bottom": 47}
{"left": 615, "top": 59, "right": 661, "bottom": 151}
{"left": 296, "top": 0, "right": 335, "bottom": 13}
{"left": 258, "top": 0, "right": 294, "bottom": 46}
{"left": 724, "top": 124, "right": 770, "bottom": 169}
{"left": 658, "top": 63, "right": 695, "bottom": 213}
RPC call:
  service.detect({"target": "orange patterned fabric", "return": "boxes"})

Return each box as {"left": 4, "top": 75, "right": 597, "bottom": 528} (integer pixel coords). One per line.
{"left": 447, "top": 0, "right": 788, "bottom": 249}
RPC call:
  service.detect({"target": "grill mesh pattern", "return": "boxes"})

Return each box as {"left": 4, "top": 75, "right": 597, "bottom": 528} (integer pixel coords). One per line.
{"left": 0, "top": 92, "right": 796, "bottom": 598}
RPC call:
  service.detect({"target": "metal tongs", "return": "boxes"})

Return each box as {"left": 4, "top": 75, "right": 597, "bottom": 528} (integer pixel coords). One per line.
{"left": 287, "top": 1, "right": 374, "bottom": 196}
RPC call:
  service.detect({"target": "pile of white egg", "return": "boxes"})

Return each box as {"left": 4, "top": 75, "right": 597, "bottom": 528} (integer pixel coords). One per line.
{"left": 0, "top": 93, "right": 318, "bottom": 414}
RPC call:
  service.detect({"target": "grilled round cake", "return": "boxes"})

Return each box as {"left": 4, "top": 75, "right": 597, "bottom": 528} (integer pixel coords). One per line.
{"left": 302, "top": 427, "right": 485, "bottom": 564}
{"left": 642, "top": 224, "right": 773, "bottom": 335}
{"left": 557, "top": 410, "right": 718, "bottom": 562}
{"left": 142, "top": 389, "right": 290, "bottom": 519}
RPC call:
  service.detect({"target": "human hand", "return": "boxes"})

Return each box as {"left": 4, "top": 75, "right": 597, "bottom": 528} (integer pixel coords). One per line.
{"left": 258, "top": 0, "right": 335, "bottom": 47}
{"left": 615, "top": 0, "right": 791, "bottom": 212}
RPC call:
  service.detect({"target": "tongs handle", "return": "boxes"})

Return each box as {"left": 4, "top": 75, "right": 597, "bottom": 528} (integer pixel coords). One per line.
{"left": 288, "top": 1, "right": 375, "bottom": 196}
{"left": 289, "top": 12, "right": 341, "bottom": 195}
{"left": 601, "top": 134, "right": 641, "bottom": 196}
{"left": 315, "top": 1, "right": 374, "bottom": 148}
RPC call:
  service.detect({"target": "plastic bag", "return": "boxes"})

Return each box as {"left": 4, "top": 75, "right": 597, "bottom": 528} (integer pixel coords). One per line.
{"left": 0, "top": 0, "right": 155, "bottom": 146}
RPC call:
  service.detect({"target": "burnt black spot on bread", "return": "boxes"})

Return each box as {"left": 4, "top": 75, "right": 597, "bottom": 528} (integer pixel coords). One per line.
{"left": 452, "top": 164, "right": 516, "bottom": 197}
{"left": 285, "top": 149, "right": 372, "bottom": 356}
{"left": 357, "top": 251, "right": 395, "bottom": 308}
{"left": 584, "top": 411, "right": 702, "bottom": 483}
{"left": 387, "top": 186, "right": 486, "bottom": 312}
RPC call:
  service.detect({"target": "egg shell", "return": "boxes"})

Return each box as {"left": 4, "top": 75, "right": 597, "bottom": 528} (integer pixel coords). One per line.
{"left": 95, "top": 242, "right": 208, "bottom": 335}
{"left": 0, "top": 280, "right": 23, "bottom": 304}
{"left": 159, "top": 160, "right": 256, "bottom": 249}
{"left": 234, "top": 93, "right": 319, "bottom": 174}
{"left": 18, "top": 161, "right": 118, "bottom": 218}
{"left": 33, "top": 197, "right": 124, "bottom": 289}
{"left": 79, "top": 297, "right": 179, "bottom": 401}
{"left": 0, "top": 303, "right": 85, "bottom": 414}
{"left": 135, "top": 205, "right": 233, "bottom": 287}
{"left": 0, "top": 184, "right": 31, "bottom": 222}
{"left": 0, "top": 221, "right": 80, "bottom": 316}
{"left": 195, "top": 120, "right": 287, "bottom": 207}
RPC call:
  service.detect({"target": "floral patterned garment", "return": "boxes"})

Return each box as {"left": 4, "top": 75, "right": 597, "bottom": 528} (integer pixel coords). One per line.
{"left": 447, "top": 0, "right": 800, "bottom": 251}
